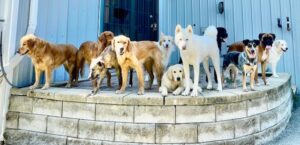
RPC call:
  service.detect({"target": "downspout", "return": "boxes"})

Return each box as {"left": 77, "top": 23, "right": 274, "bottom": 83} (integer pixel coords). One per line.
{"left": 0, "top": 0, "right": 38, "bottom": 142}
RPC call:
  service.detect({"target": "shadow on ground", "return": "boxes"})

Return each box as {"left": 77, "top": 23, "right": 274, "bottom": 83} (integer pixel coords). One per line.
{"left": 267, "top": 95, "right": 300, "bottom": 145}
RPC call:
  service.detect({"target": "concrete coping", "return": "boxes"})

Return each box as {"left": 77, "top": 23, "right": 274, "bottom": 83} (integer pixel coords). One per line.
{"left": 11, "top": 74, "right": 291, "bottom": 106}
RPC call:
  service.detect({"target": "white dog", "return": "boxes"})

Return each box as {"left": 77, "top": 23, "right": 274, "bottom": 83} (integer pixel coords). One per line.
{"left": 157, "top": 32, "right": 175, "bottom": 69}
{"left": 159, "top": 64, "right": 194, "bottom": 97}
{"left": 175, "top": 25, "right": 222, "bottom": 97}
{"left": 268, "top": 40, "right": 288, "bottom": 78}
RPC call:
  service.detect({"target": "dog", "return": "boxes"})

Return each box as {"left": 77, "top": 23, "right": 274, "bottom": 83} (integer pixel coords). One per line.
{"left": 255, "top": 33, "right": 276, "bottom": 85}
{"left": 75, "top": 31, "right": 114, "bottom": 85}
{"left": 207, "top": 27, "right": 228, "bottom": 83}
{"left": 157, "top": 32, "right": 175, "bottom": 68}
{"left": 228, "top": 33, "right": 276, "bottom": 85}
{"left": 112, "top": 35, "right": 164, "bottom": 95}
{"left": 159, "top": 64, "right": 194, "bottom": 97}
{"left": 175, "top": 25, "right": 222, "bottom": 97}
{"left": 222, "top": 40, "right": 259, "bottom": 91}
{"left": 17, "top": 34, "right": 77, "bottom": 90}
{"left": 268, "top": 40, "right": 288, "bottom": 77}
{"left": 88, "top": 45, "right": 123, "bottom": 94}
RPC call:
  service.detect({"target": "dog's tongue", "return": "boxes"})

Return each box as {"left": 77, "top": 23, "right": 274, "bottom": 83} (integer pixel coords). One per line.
{"left": 266, "top": 45, "right": 272, "bottom": 50}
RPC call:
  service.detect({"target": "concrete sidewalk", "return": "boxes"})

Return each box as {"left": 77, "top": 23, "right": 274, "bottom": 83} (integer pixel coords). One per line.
{"left": 268, "top": 96, "right": 300, "bottom": 145}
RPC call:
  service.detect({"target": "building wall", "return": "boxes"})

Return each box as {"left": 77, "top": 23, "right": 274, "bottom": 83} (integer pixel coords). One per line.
{"left": 13, "top": 0, "right": 104, "bottom": 86}
{"left": 159, "top": 0, "right": 300, "bottom": 93}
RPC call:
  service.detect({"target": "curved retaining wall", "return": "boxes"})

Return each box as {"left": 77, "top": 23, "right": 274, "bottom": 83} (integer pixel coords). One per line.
{"left": 5, "top": 74, "right": 292, "bottom": 145}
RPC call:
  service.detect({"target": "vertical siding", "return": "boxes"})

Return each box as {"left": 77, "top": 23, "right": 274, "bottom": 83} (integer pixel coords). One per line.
{"left": 159, "top": 0, "right": 300, "bottom": 93}
{"left": 34, "top": 0, "right": 101, "bottom": 83}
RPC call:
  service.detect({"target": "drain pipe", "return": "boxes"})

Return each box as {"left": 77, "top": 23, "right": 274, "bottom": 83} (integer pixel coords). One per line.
{"left": 0, "top": 0, "right": 38, "bottom": 142}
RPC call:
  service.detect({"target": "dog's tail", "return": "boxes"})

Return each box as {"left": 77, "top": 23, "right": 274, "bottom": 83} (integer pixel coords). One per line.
{"left": 76, "top": 49, "right": 86, "bottom": 78}
{"left": 204, "top": 25, "right": 218, "bottom": 39}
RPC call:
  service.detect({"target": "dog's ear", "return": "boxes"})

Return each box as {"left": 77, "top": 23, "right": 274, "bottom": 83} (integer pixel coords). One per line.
{"left": 259, "top": 33, "right": 265, "bottom": 41}
{"left": 187, "top": 25, "right": 193, "bottom": 34}
{"left": 175, "top": 25, "right": 182, "bottom": 34}
{"left": 111, "top": 39, "right": 115, "bottom": 51}
{"left": 242, "top": 39, "right": 250, "bottom": 45}
{"left": 26, "top": 38, "right": 36, "bottom": 49}
{"left": 167, "top": 68, "right": 174, "bottom": 81}
{"left": 126, "top": 38, "right": 131, "bottom": 52}
{"left": 159, "top": 39, "right": 163, "bottom": 46}
{"left": 273, "top": 40, "right": 281, "bottom": 47}
{"left": 271, "top": 33, "right": 276, "bottom": 40}
{"left": 254, "top": 40, "right": 260, "bottom": 46}
{"left": 160, "top": 32, "right": 165, "bottom": 38}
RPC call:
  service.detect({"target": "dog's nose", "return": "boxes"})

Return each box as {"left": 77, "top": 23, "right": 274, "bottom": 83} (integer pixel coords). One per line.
{"left": 176, "top": 77, "right": 181, "bottom": 81}
{"left": 120, "top": 47, "right": 124, "bottom": 52}
{"left": 182, "top": 46, "right": 186, "bottom": 50}
{"left": 286, "top": 48, "right": 289, "bottom": 50}
{"left": 16, "top": 50, "right": 20, "bottom": 54}
{"left": 251, "top": 49, "right": 255, "bottom": 53}
{"left": 166, "top": 44, "right": 169, "bottom": 48}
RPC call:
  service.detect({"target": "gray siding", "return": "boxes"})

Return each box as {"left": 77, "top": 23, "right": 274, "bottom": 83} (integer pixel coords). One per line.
{"left": 159, "top": 0, "right": 300, "bottom": 93}
{"left": 13, "top": 0, "right": 103, "bottom": 86}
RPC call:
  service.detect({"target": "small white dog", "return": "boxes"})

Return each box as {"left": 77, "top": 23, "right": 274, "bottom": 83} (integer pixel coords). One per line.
{"left": 159, "top": 64, "right": 194, "bottom": 97}
{"left": 268, "top": 40, "right": 288, "bottom": 77}
{"left": 157, "top": 32, "right": 175, "bottom": 69}
{"left": 175, "top": 25, "right": 222, "bottom": 97}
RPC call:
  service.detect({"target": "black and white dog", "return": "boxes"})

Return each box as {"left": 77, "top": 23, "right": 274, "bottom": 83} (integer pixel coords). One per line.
{"left": 222, "top": 39, "right": 260, "bottom": 91}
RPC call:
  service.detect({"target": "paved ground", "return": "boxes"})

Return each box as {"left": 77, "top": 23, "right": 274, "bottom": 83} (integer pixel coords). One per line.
{"left": 267, "top": 96, "right": 300, "bottom": 145}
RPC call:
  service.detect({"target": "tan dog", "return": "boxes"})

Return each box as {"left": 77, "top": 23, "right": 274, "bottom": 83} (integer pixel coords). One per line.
{"left": 75, "top": 31, "right": 114, "bottom": 84}
{"left": 112, "top": 35, "right": 164, "bottom": 95}
{"left": 88, "top": 46, "right": 122, "bottom": 94}
{"left": 17, "top": 34, "right": 77, "bottom": 90}
{"left": 159, "top": 64, "right": 194, "bottom": 97}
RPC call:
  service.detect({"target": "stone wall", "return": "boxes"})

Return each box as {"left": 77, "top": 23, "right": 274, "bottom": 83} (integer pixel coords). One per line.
{"left": 4, "top": 74, "right": 292, "bottom": 145}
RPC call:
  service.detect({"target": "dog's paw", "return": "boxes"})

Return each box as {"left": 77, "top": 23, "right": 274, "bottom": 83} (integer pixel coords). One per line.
{"left": 251, "top": 88, "right": 256, "bottom": 91}
{"left": 172, "top": 90, "right": 181, "bottom": 96}
{"left": 41, "top": 85, "right": 50, "bottom": 90}
{"left": 182, "top": 89, "right": 190, "bottom": 96}
{"left": 162, "top": 91, "right": 168, "bottom": 97}
{"left": 29, "top": 85, "right": 38, "bottom": 90}
{"left": 137, "top": 90, "right": 144, "bottom": 95}
{"left": 191, "top": 89, "right": 198, "bottom": 97}
{"left": 217, "top": 85, "right": 223, "bottom": 91}
{"left": 198, "top": 87, "right": 203, "bottom": 93}
{"left": 116, "top": 90, "right": 124, "bottom": 94}
{"left": 206, "top": 83, "right": 213, "bottom": 90}
{"left": 272, "top": 74, "right": 279, "bottom": 78}
{"left": 243, "top": 88, "right": 248, "bottom": 92}
{"left": 65, "top": 83, "right": 71, "bottom": 88}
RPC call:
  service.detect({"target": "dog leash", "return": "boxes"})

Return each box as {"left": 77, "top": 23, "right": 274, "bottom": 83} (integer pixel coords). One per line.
{"left": 0, "top": 24, "right": 20, "bottom": 88}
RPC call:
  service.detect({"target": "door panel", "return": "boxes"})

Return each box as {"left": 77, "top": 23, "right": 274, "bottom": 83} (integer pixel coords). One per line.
{"left": 103, "top": 0, "right": 158, "bottom": 41}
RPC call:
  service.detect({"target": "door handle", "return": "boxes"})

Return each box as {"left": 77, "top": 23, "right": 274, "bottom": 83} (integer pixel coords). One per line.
{"left": 287, "top": 17, "right": 291, "bottom": 31}
{"left": 277, "top": 18, "right": 282, "bottom": 28}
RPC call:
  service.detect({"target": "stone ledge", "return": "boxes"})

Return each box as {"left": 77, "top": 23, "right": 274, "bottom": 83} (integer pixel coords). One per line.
{"left": 10, "top": 74, "right": 291, "bottom": 106}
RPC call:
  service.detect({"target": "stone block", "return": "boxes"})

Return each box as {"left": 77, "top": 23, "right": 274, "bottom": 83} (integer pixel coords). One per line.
{"left": 63, "top": 102, "right": 95, "bottom": 120}
{"left": 96, "top": 104, "right": 133, "bottom": 122}
{"left": 9, "top": 96, "right": 33, "bottom": 113}
{"left": 78, "top": 120, "right": 114, "bottom": 141}
{"left": 33, "top": 98, "right": 62, "bottom": 116}
{"left": 19, "top": 113, "right": 47, "bottom": 132}
{"left": 115, "top": 123, "right": 155, "bottom": 143}
{"left": 156, "top": 124, "right": 197, "bottom": 143}
{"left": 176, "top": 105, "right": 215, "bottom": 123}
{"left": 216, "top": 101, "right": 247, "bottom": 121}
{"left": 198, "top": 121, "right": 234, "bottom": 142}
{"left": 47, "top": 117, "right": 78, "bottom": 137}
{"left": 134, "top": 106, "right": 175, "bottom": 123}
{"left": 235, "top": 117, "right": 260, "bottom": 138}
{"left": 247, "top": 97, "right": 268, "bottom": 116}
{"left": 67, "top": 138, "right": 102, "bottom": 145}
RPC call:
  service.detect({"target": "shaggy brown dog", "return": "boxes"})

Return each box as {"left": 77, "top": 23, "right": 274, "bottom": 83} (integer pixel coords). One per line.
{"left": 112, "top": 35, "right": 164, "bottom": 95}
{"left": 88, "top": 46, "right": 122, "bottom": 94}
{"left": 227, "top": 33, "right": 276, "bottom": 85}
{"left": 75, "top": 31, "right": 114, "bottom": 85}
{"left": 17, "top": 34, "right": 77, "bottom": 90}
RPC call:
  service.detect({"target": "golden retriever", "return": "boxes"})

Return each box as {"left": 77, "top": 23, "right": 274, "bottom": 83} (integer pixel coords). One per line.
{"left": 75, "top": 31, "right": 114, "bottom": 84}
{"left": 112, "top": 35, "right": 164, "bottom": 95}
{"left": 159, "top": 64, "right": 194, "bottom": 97}
{"left": 17, "top": 34, "right": 77, "bottom": 90}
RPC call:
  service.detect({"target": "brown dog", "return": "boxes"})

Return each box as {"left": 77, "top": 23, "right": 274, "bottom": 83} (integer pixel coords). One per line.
{"left": 228, "top": 33, "right": 276, "bottom": 85}
{"left": 88, "top": 46, "right": 122, "bottom": 94}
{"left": 75, "top": 31, "right": 114, "bottom": 85}
{"left": 112, "top": 35, "right": 164, "bottom": 95}
{"left": 17, "top": 34, "right": 77, "bottom": 90}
